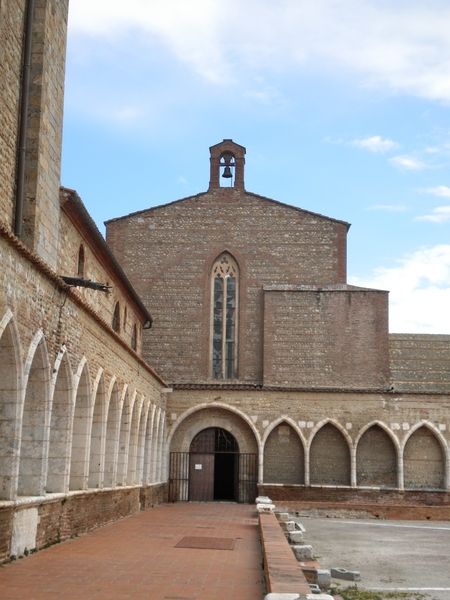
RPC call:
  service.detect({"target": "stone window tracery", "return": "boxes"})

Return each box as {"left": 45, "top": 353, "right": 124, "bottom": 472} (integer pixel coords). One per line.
{"left": 211, "top": 253, "right": 238, "bottom": 379}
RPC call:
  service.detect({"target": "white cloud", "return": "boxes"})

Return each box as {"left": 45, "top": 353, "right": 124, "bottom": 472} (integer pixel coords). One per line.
{"left": 351, "top": 245, "right": 450, "bottom": 333}
{"left": 368, "top": 204, "right": 407, "bottom": 212}
{"left": 389, "top": 155, "right": 427, "bottom": 171}
{"left": 423, "top": 185, "right": 450, "bottom": 198}
{"left": 416, "top": 206, "right": 450, "bottom": 223}
{"left": 352, "top": 136, "right": 397, "bottom": 153}
{"left": 69, "top": 1, "right": 450, "bottom": 102}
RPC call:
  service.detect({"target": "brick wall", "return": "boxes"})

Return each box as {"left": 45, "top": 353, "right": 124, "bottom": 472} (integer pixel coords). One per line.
{"left": 0, "top": 484, "right": 167, "bottom": 562}
{"left": 58, "top": 199, "right": 146, "bottom": 354}
{"left": 263, "top": 286, "right": 390, "bottom": 389}
{"left": 264, "top": 423, "right": 304, "bottom": 484}
{"left": 356, "top": 425, "right": 397, "bottom": 487}
{"left": 106, "top": 188, "right": 349, "bottom": 385}
{"left": 167, "top": 389, "right": 449, "bottom": 492}
{"left": 0, "top": 0, "right": 26, "bottom": 228}
{"left": 390, "top": 333, "right": 450, "bottom": 393}
{"left": 21, "top": 0, "right": 69, "bottom": 267}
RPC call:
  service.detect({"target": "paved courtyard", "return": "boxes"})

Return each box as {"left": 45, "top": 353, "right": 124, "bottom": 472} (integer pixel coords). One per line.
{"left": 0, "top": 503, "right": 264, "bottom": 600}
{"left": 300, "top": 515, "right": 450, "bottom": 600}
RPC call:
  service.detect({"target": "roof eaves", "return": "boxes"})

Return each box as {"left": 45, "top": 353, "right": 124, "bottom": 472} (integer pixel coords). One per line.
{"left": 60, "top": 187, "right": 153, "bottom": 325}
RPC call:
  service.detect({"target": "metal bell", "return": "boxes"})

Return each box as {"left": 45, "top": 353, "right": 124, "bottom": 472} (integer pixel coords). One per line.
{"left": 222, "top": 165, "right": 233, "bottom": 178}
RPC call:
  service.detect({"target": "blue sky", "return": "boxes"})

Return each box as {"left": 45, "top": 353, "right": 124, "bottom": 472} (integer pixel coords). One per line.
{"left": 62, "top": 0, "right": 450, "bottom": 333}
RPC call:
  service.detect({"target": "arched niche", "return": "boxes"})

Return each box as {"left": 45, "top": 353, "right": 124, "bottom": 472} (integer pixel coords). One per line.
{"left": 356, "top": 424, "right": 397, "bottom": 487}
{"left": 404, "top": 425, "right": 446, "bottom": 490}
{"left": 264, "top": 423, "right": 304, "bottom": 484}
{"left": 310, "top": 423, "right": 351, "bottom": 486}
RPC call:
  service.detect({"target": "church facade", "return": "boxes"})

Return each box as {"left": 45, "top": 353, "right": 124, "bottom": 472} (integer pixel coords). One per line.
{"left": 0, "top": 0, "right": 449, "bottom": 564}
{"left": 107, "top": 139, "right": 450, "bottom": 507}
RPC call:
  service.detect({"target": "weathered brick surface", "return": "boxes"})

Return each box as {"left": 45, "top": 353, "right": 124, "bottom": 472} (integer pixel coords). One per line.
{"left": 265, "top": 494, "right": 450, "bottom": 520}
{"left": 263, "top": 287, "right": 390, "bottom": 389}
{"left": 0, "top": 0, "right": 26, "bottom": 228}
{"left": 22, "top": 0, "right": 69, "bottom": 268}
{"left": 57, "top": 191, "right": 148, "bottom": 353}
{"left": 264, "top": 423, "right": 304, "bottom": 484}
{"left": 356, "top": 425, "right": 397, "bottom": 487}
{"left": 106, "top": 188, "right": 349, "bottom": 384}
{"left": 390, "top": 333, "right": 450, "bottom": 393}
{"left": 168, "top": 388, "right": 449, "bottom": 493}
{"left": 0, "top": 506, "right": 14, "bottom": 561}
{"left": 0, "top": 484, "right": 167, "bottom": 561}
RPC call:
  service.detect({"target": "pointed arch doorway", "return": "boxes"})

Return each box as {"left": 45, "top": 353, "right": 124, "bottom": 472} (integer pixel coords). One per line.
{"left": 189, "top": 427, "right": 238, "bottom": 501}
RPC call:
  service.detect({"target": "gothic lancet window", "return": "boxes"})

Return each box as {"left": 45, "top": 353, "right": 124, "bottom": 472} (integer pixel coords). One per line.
{"left": 77, "top": 244, "right": 85, "bottom": 277}
{"left": 112, "top": 301, "right": 121, "bottom": 333}
{"left": 211, "top": 253, "right": 238, "bottom": 379}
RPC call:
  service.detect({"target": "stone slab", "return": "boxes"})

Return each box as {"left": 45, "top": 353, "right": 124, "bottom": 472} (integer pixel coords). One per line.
{"left": 275, "top": 512, "right": 290, "bottom": 522}
{"left": 264, "top": 594, "right": 301, "bottom": 600}
{"left": 288, "top": 531, "right": 304, "bottom": 544}
{"left": 256, "top": 496, "right": 273, "bottom": 504}
{"left": 292, "top": 544, "right": 313, "bottom": 561}
{"left": 281, "top": 520, "right": 297, "bottom": 532}
{"left": 257, "top": 503, "right": 276, "bottom": 513}
{"left": 330, "top": 567, "right": 361, "bottom": 581}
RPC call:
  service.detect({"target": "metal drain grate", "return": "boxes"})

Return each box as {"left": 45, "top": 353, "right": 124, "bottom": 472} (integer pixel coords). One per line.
{"left": 175, "top": 536, "right": 235, "bottom": 550}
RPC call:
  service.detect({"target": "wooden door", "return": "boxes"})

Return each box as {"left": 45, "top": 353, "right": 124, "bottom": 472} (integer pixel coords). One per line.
{"left": 189, "top": 453, "right": 214, "bottom": 501}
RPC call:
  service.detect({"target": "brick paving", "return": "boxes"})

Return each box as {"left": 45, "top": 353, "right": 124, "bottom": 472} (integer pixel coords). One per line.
{"left": 0, "top": 503, "right": 264, "bottom": 600}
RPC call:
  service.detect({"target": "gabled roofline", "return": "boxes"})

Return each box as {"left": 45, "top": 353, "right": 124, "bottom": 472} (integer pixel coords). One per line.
{"left": 104, "top": 189, "right": 351, "bottom": 230}
{"left": 60, "top": 187, "right": 153, "bottom": 326}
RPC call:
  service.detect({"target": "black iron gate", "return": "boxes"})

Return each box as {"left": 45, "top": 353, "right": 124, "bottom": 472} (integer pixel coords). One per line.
{"left": 168, "top": 452, "right": 257, "bottom": 503}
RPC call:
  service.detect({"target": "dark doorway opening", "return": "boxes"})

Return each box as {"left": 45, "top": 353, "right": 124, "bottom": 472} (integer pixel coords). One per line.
{"left": 214, "top": 452, "right": 237, "bottom": 500}
{"left": 189, "top": 427, "right": 238, "bottom": 501}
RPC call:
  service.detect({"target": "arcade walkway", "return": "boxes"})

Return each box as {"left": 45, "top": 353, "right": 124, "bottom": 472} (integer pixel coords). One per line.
{"left": 0, "top": 503, "right": 264, "bottom": 600}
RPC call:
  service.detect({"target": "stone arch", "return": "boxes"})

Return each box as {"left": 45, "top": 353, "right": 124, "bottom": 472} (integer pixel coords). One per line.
{"left": 150, "top": 407, "right": 161, "bottom": 482}
{"left": 18, "top": 330, "right": 51, "bottom": 496}
{"left": 126, "top": 394, "right": 143, "bottom": 485}
{"left": 403, "top": 422, "right": 447, "bottom": 490}
{"left": 88, "top": 369, "right": 106, "bottom": 488}
{"left": 263, "top": 418, "right": 305, "bottom": 484}
{"left": 142, "top": 404, "right": 156, "bottom": 484}
{"left": 170, "top": 405, "right": 259, "bottom": 455}
{"left": 136, "top": 401, "right": 150, "bottom": 484}
{"left": 309, "top": 420, "right": 351, "bottom": 486}
{"left": 46, "top": 347, "right": 73, "bottom": 493}
{"left": 104, "top": 378, "right": 120, "bottom": 487}
{"left": 0, "top": 311, "right": 22, "bottom": 499}
{"left": 167, "top": 402, "right": 261, "bottom": 453}
{"left": 69, "top": 358, "right": 91, "bottom": 490}
{"left": 169, "top": 404, "right": 259, "bottom": 502}
{"left": 156, "top": 410, "right": 166, "bottom": 481}
{"left": 356, "top": 422, "right": 398, "bottom": 488}
{"left": 116, "top": 386, "right": 131, "bottom": 485}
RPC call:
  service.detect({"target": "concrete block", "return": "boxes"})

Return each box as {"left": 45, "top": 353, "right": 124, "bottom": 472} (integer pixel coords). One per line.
{"left": 275, "top": 512, "right": 290, "bottom": 522}
{"left": 316, "top": 569, "right": 331, "bottom": 589}
{"left": 264, "top": 594, "right": 301, "bottom": 600}
{"left": 256, "top": 495, "right": 272, "bottom": 504}
{"left": 281, "top": 520, "right": 296, "bottom": 532}
{"left": 330, "top": 567, "right": 361, "bottom": 581}
{"left": 295, "top": 521, "right": 306, "bottom": 532}
{"left": 292, "top": 544, "right": 313, "bottom": 561}
{"left": 301, "top": 567, "right": 330, "bottom": 589}
{"left": 288, "top": 530, "right": 304, "bottom": 544}
{"left": 308, "top": 584, "right": 321, "bottom": 593}
{"left": 257, "top": 502, "right": 276, "bottom": 513}
{"left": 11, "top": 508, "right": 38, "bottom": 557}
